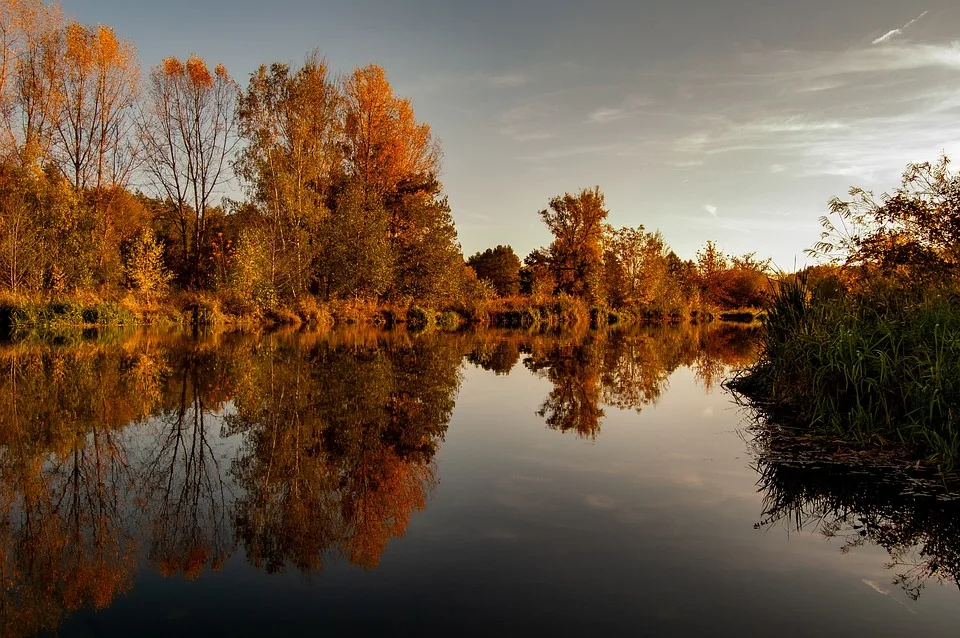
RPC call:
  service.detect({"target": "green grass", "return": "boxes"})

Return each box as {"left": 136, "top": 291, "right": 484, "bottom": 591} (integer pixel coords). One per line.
{"left": 732, "top": 275, "right": 960, "bottom": 468}
{"left": 0, "top": 298, "right": 138, "bottom": 333}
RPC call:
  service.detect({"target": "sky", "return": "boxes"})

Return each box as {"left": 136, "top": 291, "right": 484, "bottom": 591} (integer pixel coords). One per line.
{"left": 63, "top": 0, "right": 960, "bottom": 268}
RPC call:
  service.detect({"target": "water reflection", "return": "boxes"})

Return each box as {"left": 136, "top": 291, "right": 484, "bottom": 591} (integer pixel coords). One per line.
{"left": 0, "top": 323, "right": 777, "bottom": 636}
{"left": 754, "top": 451, "right": 960, "bottom": 601}
{"left": 467, "top": 324, "right": 759, "bottom": 438}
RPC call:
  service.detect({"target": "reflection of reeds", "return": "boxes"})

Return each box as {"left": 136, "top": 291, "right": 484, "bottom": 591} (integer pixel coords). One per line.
{"left": 753, "top": 443, "right": 960, "bottom": 601}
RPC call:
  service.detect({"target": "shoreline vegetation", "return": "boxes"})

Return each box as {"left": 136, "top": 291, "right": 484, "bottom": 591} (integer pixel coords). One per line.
{"left": 0, "top": 2, "right": 771, "bottom": 338}
{"left": 0, "top": 290, "right": 767, "bottom": 336}
{"left": 731, "top": 156, "right": 960, "bottom": 471}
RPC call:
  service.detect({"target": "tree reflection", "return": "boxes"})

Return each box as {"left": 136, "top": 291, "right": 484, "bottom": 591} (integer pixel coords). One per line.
{"left": 754, "top": 452, "right": 960, "bottom": 600}
{"left": 515, "top": 324, "right": 758, "bottom": 438}
{"left": 0, "top": 343, "right": 149, "bottom": 637}
{"left": 229, "top": 333, "right": 459, "bottom": 572}
{"left": 141, "top": 344, "right": 238, "bottom": 580}
{"left": 0, "top": 324, "right": 758, "bottom": 635}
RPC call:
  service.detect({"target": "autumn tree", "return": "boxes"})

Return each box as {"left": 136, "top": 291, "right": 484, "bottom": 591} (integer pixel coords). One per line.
{"left": 603, "top": 225, "right": 675, "bottom": 309}
{"left": 0, "top": 0, "right": 63, "bottom": 165}
{"left": 236, "top": 51, "right": 341, "bottom": 300}
{"left": 140, "top": 54, "right": 239, "bottom": 287}
{"left": 342, "top": 64, "right": 438, "bottom": 200}
{"left": 694, "top": 241, "right": 770, "bottom": 309}
{"left": 53, "top": 22, "right": 138, "bottom": 191}
{"left": 814, "top": 155, "right": 960, "bottom": 289}
{"left": 519, "top": 247, "right": 555, "bottom": 298}
{"left": 123, "top": 228, "right": 171, "bottom": 298}
{"left": 340, "top": 64, "right": 465, "bottom": 303}
{"left": 539, "top": 186, "right": 608, "bottom": 302}
{"left": 467, "top": 245, "right": 520, "bottom": 297}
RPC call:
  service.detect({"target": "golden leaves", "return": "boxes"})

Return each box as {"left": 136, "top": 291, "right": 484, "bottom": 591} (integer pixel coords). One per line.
{"left": 185, "top": 54, "right": 212, "bottom": 88}
{"left": 343, "top": 63, "right": 439, "bottom": 195}
{"left": 64, "top": 22, "right": 92, "bottom": 69}
{"left": 161, "top": 56, "right": 184, "bottom": 77}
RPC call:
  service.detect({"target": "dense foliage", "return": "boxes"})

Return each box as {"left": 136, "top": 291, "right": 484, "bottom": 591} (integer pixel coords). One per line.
{"left": 735, "top": 157, "right": 960, "bottom": 467}
{"left": 0, "top": 0, "right": 770, "bottom": 328}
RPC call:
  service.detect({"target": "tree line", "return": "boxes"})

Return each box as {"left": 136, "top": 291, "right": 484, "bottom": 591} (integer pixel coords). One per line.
{"left": 470, "top": 188, "right": 771, "bottom": 317}
{"left": 1, "top": 0, "right": 771, "bottom": 325}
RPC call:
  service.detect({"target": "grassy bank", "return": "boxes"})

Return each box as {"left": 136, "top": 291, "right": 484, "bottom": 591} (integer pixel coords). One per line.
{"left": 730, "top": 277, "right": 960, "bottom": 469}
{"left": 0, "top": 291, "right": 762, "bottom": 337}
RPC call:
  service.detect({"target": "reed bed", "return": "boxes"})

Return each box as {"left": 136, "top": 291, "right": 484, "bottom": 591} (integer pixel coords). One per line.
{"left": 731, "top": 275, "right": 960, "bottom": 468}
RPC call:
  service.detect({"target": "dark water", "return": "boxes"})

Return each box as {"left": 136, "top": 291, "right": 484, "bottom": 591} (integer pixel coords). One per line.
{"left": 2, "top": 325, "right": 960, "bottom": 637}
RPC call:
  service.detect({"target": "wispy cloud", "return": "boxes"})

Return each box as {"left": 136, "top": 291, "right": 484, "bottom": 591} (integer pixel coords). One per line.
{"left": 500, "top": 127, "right": 556, "bottom": 142}
{"left": 586, "top": 96, "right": 653, "bottom": 124}
{"left": 489, "top": 73, "right": 528, "bottom": 87}
{"left": 498, "top": 102, "right": 558, "bottom": 142}
{"left": 872, "top": 10, "right": 929, "bottom": 45}
{"left": 664, "top": 32, "right": 960, "bottom": 183}
{"left": 519, "top": 144, "right": 628, "bottom": 163}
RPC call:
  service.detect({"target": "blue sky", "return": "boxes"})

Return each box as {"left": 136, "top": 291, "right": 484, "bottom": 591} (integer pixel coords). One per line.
{"left": 64, "top": 0, "right": 960, "bottom": 268}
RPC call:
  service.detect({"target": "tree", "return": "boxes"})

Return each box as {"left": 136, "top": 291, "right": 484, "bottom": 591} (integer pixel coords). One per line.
{"left": 539, "top": 186, "right": 608, "bottom": 302}
{"left": 320, "top": 181, "right": 392, "bottom": 300}
{"left": 236, "top": 51, "right": 341, "bottom": 299}
{"left": 123, "top": 228, "right": 171, "bottom": 298}
{"left": 140, "top": 54, "right": 239, "bottom": 287}
{"left": 814, "top": 155, "right": 960, "bottom": 289}
{"left": 695, "top": 240, "right": 727, "bottom": 306}
{"left": 520, "top": 248, "right": 554, "bottom": 298}
{"left": 467, "top": 245, "right": 520, "bottom": 297}
{"left": 53, "top": 22, "right": 138, "bottom": 191}
{"left": 603, "top": 225, "right": 673, "bottom": 309}
{"left": 1, "top": 0, "right": 64, "bottom": 165}
{"left": 341, "top": 64, "right": 438, "bottom": 200}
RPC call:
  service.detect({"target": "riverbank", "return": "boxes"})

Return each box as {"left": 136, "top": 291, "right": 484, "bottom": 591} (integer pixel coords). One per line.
{"left": 0, "top": 292, "right": 764, "bottom": 336}
{"left": 728, "top": 277, "right": 960, "bottom": 470}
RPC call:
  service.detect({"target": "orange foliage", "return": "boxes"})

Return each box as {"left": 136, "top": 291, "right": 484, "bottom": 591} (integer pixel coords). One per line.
{"left": 185, "top": 53, "right": 213, "bottom": 88}
{"left": 343, "top": 64, "right": 439, "bottom": 195}
{"left": 162, "top": 56, "right": 184, "bottom": 77}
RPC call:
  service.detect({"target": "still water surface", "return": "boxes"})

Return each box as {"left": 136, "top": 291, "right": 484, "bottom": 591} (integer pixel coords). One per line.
{"left": 2, "top": 325, "right": 959, "bottom": 636}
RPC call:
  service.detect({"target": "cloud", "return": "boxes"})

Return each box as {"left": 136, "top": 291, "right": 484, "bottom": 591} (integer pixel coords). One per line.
{"left": 519, "top": 143, "right": 628, "bottom": 163}
{"left": 668, "top": 159, "right": 705, "bottom": 168}
{"left": 704, "top": 204, "right": 718, "bottom": 217}
{"left": 872, "top": 10, "right": 929, "bottom": 45}
{"left": 499, "top": 127, "right": 556, "bottom": 142}
{"left": 489, "top": 73, "right": 527, "bottom": 87}
{"left": 586, "top": 96, "right": 654, "bottom": 124}
{"left": 588, "top": 107, "right": 628, "bottom": 124}
{"left": 498, "top": 103, "right": 558, "bottom": 142}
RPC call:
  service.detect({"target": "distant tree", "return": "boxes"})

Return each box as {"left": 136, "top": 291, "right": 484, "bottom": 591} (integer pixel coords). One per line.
{"left": 695, "top": 240, "right": 728, "bottom": 306}
{"left": 539, "top": 186, "right": 608, "bottom": 302}
{"left": 466, "top": 245, "right": 520, "bottom": 297}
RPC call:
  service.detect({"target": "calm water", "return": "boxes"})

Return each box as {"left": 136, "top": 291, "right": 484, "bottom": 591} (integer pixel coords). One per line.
{"left": 3, "top": 325, "right": 960, "bottom": 637}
